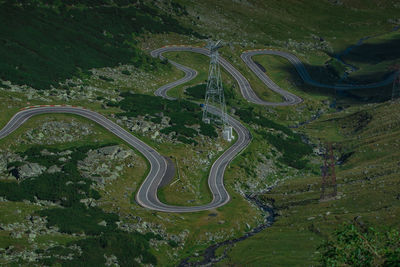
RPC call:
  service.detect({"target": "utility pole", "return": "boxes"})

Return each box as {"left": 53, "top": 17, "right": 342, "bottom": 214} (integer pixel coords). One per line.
{"left": 202, "top": 40, "right": 233, "bottom": 141}
{"left": 392, "top": 72, "right": 400, "bottom": 101}
{"left": 320, "top": 143, "right": 337, "bottom": 201}
{"left": 389, "top": 64, "right": 400, "bottom": 101}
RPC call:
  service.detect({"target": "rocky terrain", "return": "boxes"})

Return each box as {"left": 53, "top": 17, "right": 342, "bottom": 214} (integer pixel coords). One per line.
{"left": 19, "top": 117, "right": 95, "bottom": 145}
{"left": 0, "top": 61, "right": 176, "bottom": 105}
{"left": 78, "top": 145, "right": 136, "bottom": 189}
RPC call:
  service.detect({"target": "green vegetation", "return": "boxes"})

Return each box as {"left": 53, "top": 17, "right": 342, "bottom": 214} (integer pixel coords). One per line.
{"left": 184, "top": 82, "right": 236, "bottom": 104}
{"left": 235, "top": 107, "right": 313, "bottom": 169}
{"left": 258, "top": 131, "right": 312, "bottom": 169}
{"left": 98, "top": 75, "right": 114, "bottom": 82}
{"left": 185, "top": 83, "right": 207, "bottom": 99}
{"left": 220, "top": 101, "right": 400, "bottom": 266}
{"left": 0, "top": 0, "right": 201, "bottom": 90}
{"left": 325, "top": 58, "right": 348, "bottom": 79}
{"left": 113, "top": 92, "right": 217, "bottom": 141}
{"left": 121, "top": 70, "right": 131, "bottom": 76}
{"left": 40, "top": 231, "right": 157, "bottom": 266}
{"left": 0, "top": 143, "right": 161, "bottom": 265}
{"left": 181, "top": 0, "right": 399, "bottom": 52}
{"left": 2, "top": 145, "right": 109, "bottom": 206}
{"left": 318, "top": 223, "right": 400, "bottom": 266}
{"left": 38, "top": 206, "right": 119, "bottom": 235}
{"left": 0, "top": 1, "right": 399, "bottom": 265}
{"left": 235, "top": 107, "right": 296, "bottom": 137}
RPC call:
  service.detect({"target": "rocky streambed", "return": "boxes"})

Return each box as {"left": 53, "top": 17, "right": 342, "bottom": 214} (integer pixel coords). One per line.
{"left": 179, "top": 194, "right": 276, "bottom": 266}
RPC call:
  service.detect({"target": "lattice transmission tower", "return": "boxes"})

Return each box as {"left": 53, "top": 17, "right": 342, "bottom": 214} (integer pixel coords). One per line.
{"left": 202, "top": 40, "right": 233, "bottom": 141}
{"left": 391, "top": 65, "right": 400, "bottom": 100}
{"left": 320, "top": 143, "right": 337, "bottom": 201}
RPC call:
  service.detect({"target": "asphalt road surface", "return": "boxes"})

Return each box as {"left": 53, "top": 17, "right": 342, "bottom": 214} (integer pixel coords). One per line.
{"left": 0, "top": 105, "right": 250, "bottom": 212}
{"left": 241, "top": 49, "right": 396, "bottom": 90}
{"left": 0, "top": 46, "right": 393, "bottom": 212}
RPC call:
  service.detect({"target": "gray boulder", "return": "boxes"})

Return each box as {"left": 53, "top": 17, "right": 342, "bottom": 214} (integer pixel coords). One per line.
{"left": 97, "top": 145, "right": 120, "bottom": 158}
{"left": 96, "top": 145, "right": 132, "bottom": 160}
{"left": 15, "top": 163, "right": 46, "bottom": 179}
{"left": 0, "top": 154, "right": 6, "bottom": 174}
{"left": 47, "top": 165, "right": 62, "bottom": 174}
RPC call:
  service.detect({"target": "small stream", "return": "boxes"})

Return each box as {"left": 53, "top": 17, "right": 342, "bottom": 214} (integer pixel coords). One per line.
{"left": 178, "top": 194, "right": 276, "bottom": 266}
{"left": 177, "top": 24, "right": 400, "bottom": 267}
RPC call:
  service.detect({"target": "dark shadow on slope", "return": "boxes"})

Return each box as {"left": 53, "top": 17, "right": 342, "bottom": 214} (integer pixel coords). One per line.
{"left": 253, "top": 33, "right": 400, "bottom": 104}
{"left": 337, "top": 37, "right": 400, "bottom": 65}
{"left": 275, "top": 61, "right": 392, "bottom": 104}
{"left": 262, "top": 35, "right": 400, "bottom": 104}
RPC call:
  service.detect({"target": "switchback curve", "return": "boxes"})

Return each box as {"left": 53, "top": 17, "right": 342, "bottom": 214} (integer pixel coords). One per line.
{"left": 1, "top": 45, "right": 393, "bottom": 213}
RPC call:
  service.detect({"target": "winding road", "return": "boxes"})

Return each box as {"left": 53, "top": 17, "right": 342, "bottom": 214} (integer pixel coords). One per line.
{"left": 0, "top": 46, "right": 395, "bottom": 212}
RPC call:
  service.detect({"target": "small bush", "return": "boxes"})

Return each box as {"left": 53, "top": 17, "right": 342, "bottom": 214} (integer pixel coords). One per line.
{"left": 117, "top": 93, "right": 218, "bottom": 139}
{"left": 99, "top": 75, "right": 114, "bottom": 82}
{"left": 185, "top": 83, "right": 206, "bottom": 99}
{"left": 259, "top": 131, "right": 312, "bottom": 169}
{"left": 121, "top": 70, "right": 131, "bottom": 75}
{"left": 200, "top": 122, "right": 218, "bottom": 138}
{"left": 40, "top": 231, "right": 157, "bottom": 266}
{"left": 236, "top": 107, "right": 294, "bottom": 137}
{"left": 38, "top": 205, "right": 119, "bottom": 235}
{"left": 318, "top": 223, "right": 400, "bottom": 267}
{"left": 0, "top": 144, "right": 115, "bottom": 205}
{"left": 177, "top": 135, "right": 198, "bottom": 145}
{"left": 168, "top": 240, "right": 179, "bottom": 248}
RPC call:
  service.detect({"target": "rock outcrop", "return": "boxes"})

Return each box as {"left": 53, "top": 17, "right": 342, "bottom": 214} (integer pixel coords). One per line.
{"left": 78, "top": 145, "right": 134, "bottom": 187}
{"left": 21, "top": 118, "right": 95, "bottom": 145}
{"left": 13, "top": 163, "right": 46, "bottom": 180}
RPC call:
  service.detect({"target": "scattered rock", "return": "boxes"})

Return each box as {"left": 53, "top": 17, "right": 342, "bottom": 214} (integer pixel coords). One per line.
{"left": 21, "top": 118, "right": 95, "bottom": 145}
{"left": 78, "top": 145, "right": 135, "bottom": 186}
{"left": 47, "top": 165, "right": 61, "bottom": 174}
{"left": 13, "top": 163, "right": 46, "bottom": 180}
{"left": 98, "top": 220, "right": 107, "bottom": 227}
{"left": 104, "top": 254, "right": 119, "bottom": 266}
{"left": 0, "top": 154, "right": 7, "bottom": 174}
{"left": 80, "top": 198, "right": 97, "bottom": 208}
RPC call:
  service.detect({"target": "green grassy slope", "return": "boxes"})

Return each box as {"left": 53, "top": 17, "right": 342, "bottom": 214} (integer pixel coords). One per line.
{"left": 175, "top": 0, "right": 398, "bottom": 48}
{"left": 0, "top": 1, "right": 399, "bottom": 265}
{"left": 0, "top": 0, "right": 199, "bottom": 90}
{"left": 161, "top": 0, "right": 399, "bottom": 89}
{"left": 220, "top": 100, "right": 400, "bottom": 266}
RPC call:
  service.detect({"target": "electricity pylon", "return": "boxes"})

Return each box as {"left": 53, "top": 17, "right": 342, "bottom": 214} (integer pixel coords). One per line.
{"left": 320, "top": 143, "right": 337, "bottom": 201}
{"left": 389, "top": 64, "right": 400, "bottom": 100}
{"left": 202, "top": 40, "right": 233, "bottom": 141}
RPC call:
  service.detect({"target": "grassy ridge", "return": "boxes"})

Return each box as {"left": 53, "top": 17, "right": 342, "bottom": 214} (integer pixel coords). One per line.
{"left": 0, "top": 0, "right": 199, "bottom": 90}
{"left": 180, "top": 0, "right": 399, "bottom": 50}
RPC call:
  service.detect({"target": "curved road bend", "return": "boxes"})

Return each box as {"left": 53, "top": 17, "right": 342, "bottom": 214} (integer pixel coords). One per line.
{"left": 0, "top": 105, "right": 250, "bottom": 212}
{"left": 241, "top": 50, "right": 396, "bottom": 90}
{"left": 1, "top": 46, "right": 392, "bottom": 213}
{"left": 148, "top": 45, "right": 395, "bottom": 212}
{"left": 151, "top": 47, "right": 303, "bottom": 106}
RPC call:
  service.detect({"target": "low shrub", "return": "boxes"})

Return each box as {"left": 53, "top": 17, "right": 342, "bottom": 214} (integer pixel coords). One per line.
{"left": 117, "top": 93, "right": 218, "bottom": 139}
{"left": 259, "top": 131, "right": 312, "bottom": 169}
{"left": 99, "top": 75, "right": 114, "bottom": 82}
{"left": 38, "top": 205, "right": 119, "bottom": 235}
